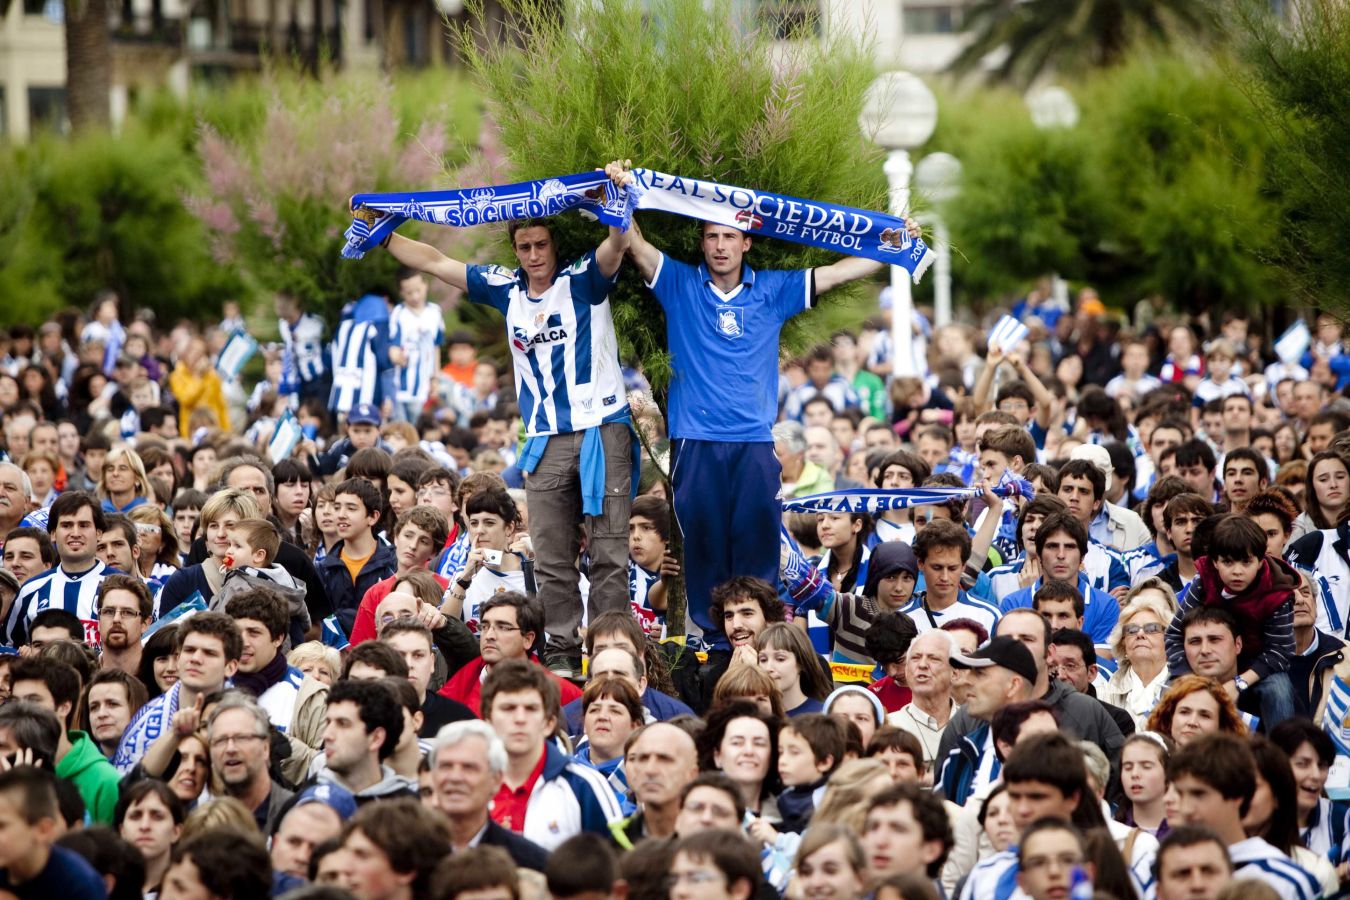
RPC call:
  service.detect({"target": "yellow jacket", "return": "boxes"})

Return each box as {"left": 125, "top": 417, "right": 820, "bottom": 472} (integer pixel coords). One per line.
{"left": 169, "top": 362, "right": 230, "bottom": 435}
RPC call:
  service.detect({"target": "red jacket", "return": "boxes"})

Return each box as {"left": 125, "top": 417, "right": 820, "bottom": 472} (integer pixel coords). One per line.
{"left": 348, "top": 571, "right": 450, "bottom": 646}
{"left": 439, "top": 656, "right": 582, "bottom": 716}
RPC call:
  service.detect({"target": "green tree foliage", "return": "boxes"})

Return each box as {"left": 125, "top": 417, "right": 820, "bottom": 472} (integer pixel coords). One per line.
{"left": 457, "top": 0, "right": 887, "bottom": 393}
{"left": 949, "top": 0, "right": 1218, "bottom": 88}
{"left": 458, "top": 0, "right": 889, "bottom": 633}
{"left": 186, "top": 68, "right": 483, "bottom": 323}
{"left": 1229, "top": 0, "right": 1350, "bottom": 311}
{"left": 0, "top": 127, "right": 240, "bottom": 323}
{"left": 938, "top": 52, "right": 1287, "bottom": 309}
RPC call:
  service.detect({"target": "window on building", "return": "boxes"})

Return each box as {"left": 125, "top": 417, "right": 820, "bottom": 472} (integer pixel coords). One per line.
{"left": 27, "top": 87, "right": 68, "bottom": 135}
{"left": 903, "top": 4, "right": 963, "bottom": 34}
{"left": 757, "top": 0, "right": 820, "bottom": 40}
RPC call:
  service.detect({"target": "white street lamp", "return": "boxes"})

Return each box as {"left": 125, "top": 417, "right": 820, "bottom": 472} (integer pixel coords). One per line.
{"left": 914, "top": 151, "right": 962, "bottom": 328}
{"left": 860, "top": 71, "right": 938, "bottom": 378}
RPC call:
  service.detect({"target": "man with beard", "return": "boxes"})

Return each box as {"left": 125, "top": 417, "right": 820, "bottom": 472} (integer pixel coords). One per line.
{"left": 206, "top": 691, "right": 294, "bottom": 833}
{"left": 6, "top": 491, "right": 114, "bottom": 647}
{"left": 96, "top": 574, "right": 151, "bottom": 675}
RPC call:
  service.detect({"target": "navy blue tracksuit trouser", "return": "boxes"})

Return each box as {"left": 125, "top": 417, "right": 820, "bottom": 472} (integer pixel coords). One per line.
{"left": 671, "top": 439, "right": 781, "bottom": 650}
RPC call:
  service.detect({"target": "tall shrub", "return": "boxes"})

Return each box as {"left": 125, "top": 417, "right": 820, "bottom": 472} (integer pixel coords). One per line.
{"left": 458, "top": 0, "right": 889, "bottom": 633}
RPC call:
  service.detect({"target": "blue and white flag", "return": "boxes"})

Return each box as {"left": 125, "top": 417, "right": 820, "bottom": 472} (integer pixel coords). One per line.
{"left": 143, "top": 592, "right": 207, "bottom": 644}
{"left": 345, "top": 169, "right": 933, "bottom": 282}
{"left": 1275, "top": 319, "right": 1312, "bottom": 365}
{"left": 216, "top": 331, "right": 258, "bottom": 381}
{"left": 268, "top": 410, "right": 303, "bottom": 465}
{"left": 781, "top": 475, "right": 1034, "bottom": 515}
{"left": 988, "top": 314, "right": 1029, "bottom": 354}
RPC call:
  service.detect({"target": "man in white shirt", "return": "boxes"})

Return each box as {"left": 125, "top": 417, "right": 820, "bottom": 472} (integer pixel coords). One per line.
{"left": 888, "top": 630, "right": 956, "bottom": 774}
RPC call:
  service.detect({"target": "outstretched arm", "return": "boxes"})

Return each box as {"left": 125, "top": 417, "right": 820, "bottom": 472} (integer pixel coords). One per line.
{"left": 605, "top": 160, "right": 661, "bottom": 282}
{"left": 812, "top": 217, "right": 922, "bottom": 295}
{"left": 350, "top": 200, "right": 469, "bottom": 290}
{"left": 384, "top": 234, "right": 469, "bottom": 292}
{"left": 595, "top": 223, "right": 631, "bottom": 279}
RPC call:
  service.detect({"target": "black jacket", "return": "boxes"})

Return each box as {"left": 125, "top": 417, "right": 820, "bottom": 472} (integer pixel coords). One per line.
{"left": 316, "top": 539, "right": 398, "bottom": 636}
{"left": 480, "top": 819, "right": 550, "bottom": 871}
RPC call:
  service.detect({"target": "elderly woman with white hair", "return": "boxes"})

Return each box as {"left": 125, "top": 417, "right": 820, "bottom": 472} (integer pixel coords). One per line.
{"left": 1098, "top": 578, "right": 1178, "bottom": 729}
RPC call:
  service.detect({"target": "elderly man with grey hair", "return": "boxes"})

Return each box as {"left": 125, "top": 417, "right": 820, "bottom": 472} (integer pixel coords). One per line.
{"left": 428, "top": 720, "right": 549, "bottom": 870}
{"left": 0, "top": 463, "right": 33, "bottom": 540}
{"left": 207, "top": 689, "right": 294, "bottom": 832}
{"left": 772, "top": 420, "right": 835, "bottom": 500}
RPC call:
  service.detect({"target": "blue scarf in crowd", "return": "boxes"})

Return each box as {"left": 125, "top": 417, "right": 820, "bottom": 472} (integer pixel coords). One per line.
{"left": 781, "top": 475, "right": 1034, "bottom": 516}
{"left": 344, "top": 170, "right": 933, "bottom": 281}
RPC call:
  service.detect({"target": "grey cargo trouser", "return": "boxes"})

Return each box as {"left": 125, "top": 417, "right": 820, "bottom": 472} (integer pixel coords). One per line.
{"left": 525, "top": 422, "right": 632, "bottom": 658}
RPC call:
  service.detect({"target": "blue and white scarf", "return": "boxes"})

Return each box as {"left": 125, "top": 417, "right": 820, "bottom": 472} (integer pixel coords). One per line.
{"left": 344, "top": 169, "right": 932, "bottom": 281}
{"left": 781, "top": 475, "right": 1034, "bottom": 515}
{"left": 112, "top": 682, "right": 182, "bottom": 774}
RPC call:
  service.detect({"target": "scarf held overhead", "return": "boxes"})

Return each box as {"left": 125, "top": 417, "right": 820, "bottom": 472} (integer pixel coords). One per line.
{"left": 344, "top": 169, "right": 932, "bottom": 281}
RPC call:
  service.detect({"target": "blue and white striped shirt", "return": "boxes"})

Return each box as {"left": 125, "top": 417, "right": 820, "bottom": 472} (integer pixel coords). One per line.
{"left": 390, "top": 302, "right": 444, "bottom": 406}
{"left": 280, "top": 312, "right": 327, "bottom": 385}
{"left": 5, "top": 560, "right": 116, "bottom": 646}
{"left": 466, "top": 251, "right": 626, "bottom": 438}
{"left": 1229, "top": 837, "right": 1321, "bottom": 900}
{"left": 329, "top": 317, "right": 382, "bottom": 414}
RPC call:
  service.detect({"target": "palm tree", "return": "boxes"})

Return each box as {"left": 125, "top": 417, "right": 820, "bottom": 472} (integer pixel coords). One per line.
{"left": 947, "top": 0, "right": 1219, "bottom": 88}
{"left": 65, "top": 0, "right": 112, "bottom": 132}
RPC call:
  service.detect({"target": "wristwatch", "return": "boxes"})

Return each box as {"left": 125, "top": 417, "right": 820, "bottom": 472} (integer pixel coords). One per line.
{"left": 1234, "top": 675, "right": 1250, "bottom": 693}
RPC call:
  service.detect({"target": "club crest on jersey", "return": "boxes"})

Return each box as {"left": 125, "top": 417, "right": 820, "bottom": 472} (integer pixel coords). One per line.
{"left": 734, "top": 208, "right": 763, "bottom": 230}
{"left": 717, "top": 307, "right": 744, "bottom": 340}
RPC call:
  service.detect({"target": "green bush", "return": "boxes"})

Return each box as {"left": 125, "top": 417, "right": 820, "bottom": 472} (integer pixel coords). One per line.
{"left": 0, "top": 126, "right": 240, "bottom": 323}
{"left": 936, "top": 50, "right": 1289, "bottom": 310}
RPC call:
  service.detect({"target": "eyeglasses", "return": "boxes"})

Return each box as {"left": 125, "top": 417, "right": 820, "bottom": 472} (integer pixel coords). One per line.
{"left": 664, "top": 871, "right": 726, "bottom": 890}
{"left": 479, "top": 621, "right": 520, "bottom": 635}
{"left": 418, "top": 487, "right": 453, "bottom": 499}
{"left": 1123, "top": 623, "right": 1165, "bottom": 636}
{"left": 98, "top": 608, "right": 143, "bottom": 621}
{"left": 209, "top": 733, "right": 268, "bottom": 749}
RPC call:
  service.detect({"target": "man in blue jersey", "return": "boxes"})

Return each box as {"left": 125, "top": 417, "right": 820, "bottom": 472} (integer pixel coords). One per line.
{"left": 608, "top": 160, "right": 920, "bottom": 651}
{"left": 370, "top": 203, "right": 634, "bottom": 677}
{"left": 5, "top": 491, "right": 114, "bottom": 647}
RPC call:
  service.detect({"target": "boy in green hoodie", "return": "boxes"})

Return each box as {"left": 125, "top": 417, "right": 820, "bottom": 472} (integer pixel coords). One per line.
{"left": 10, "top": 656, "right": 121, "bottom": 825}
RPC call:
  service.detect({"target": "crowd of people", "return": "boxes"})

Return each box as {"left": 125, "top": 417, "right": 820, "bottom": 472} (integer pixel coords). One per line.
{"left": 0, "top": 163, "right": 1348, "bottom": 899}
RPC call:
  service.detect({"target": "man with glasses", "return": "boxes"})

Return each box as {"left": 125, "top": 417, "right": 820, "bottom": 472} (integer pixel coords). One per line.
{"left": 1016, "top": 818, "right": 1091, "bottom": 900}
{"left": 95, "top": 574, "right": 152, "bottom": 676}
{"left": 207, "top": 690, "right": 294, "bottom": 833}
{"left": 667, "top": 829, "right": 763, "bottom": 900}
{"left": 439, "top": 592, "right": 580, "bottom": 716}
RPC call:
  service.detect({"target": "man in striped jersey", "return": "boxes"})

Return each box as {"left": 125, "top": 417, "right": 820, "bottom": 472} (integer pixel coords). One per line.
{"left": 276, "top": 291, "right": 330, "bottom": 404}
{"left": 374, "top": 209, "right": 634, "bottom": 677}
{"left": 389, "top": 267, "right": 444, "bottom": 423}
{"left": 1170, "top": 733, "right": 1320, "bottom": 900}
{"left": 5, "top": 491, "right": 115, "bottom": 648}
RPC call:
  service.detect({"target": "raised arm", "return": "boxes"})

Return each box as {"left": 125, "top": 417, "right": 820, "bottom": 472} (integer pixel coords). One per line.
{"left": 384, "top": 233, "right": 469, "bottom": 292}
{"left": 605, "top": 160, "right": 661, "bottom": 282}
{"left": 1007, "top": 352, "right": 1057, "bottom": 434}
{"left": 812, "top": 217, "right": 922, "bottom": 295}
{"left": 350, "top": 199, "right": 470, "bottom": 290}
{"left": 972, "top": 345, "right": 1005, "bottom": 414}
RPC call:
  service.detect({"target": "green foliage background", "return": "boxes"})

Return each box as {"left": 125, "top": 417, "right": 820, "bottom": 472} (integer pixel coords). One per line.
{"left": 929, "top": 51, "right": 1289, "bottom": 312}
{"left": 457, "top": 0, "right": 889, "bottom": 392}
